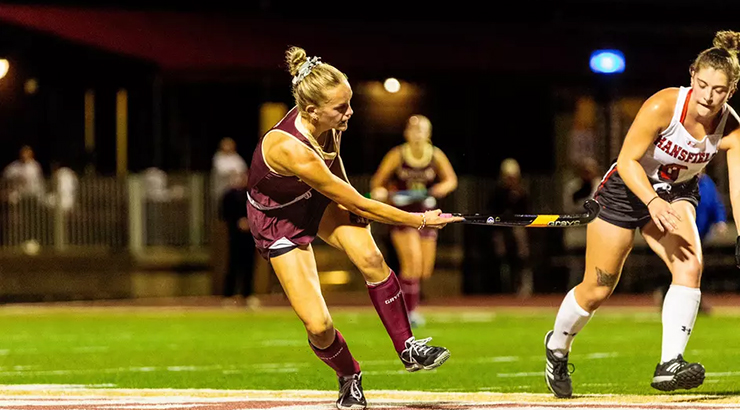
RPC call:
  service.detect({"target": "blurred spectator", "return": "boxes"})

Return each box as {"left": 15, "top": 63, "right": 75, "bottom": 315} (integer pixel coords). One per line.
{"left": 561, "top": 158, "right": 601, "bottom": 289}
{"left": 142, "top": 167, "right": 189, "bottom": 246}
{"left": 211, "top": 138, "right": 248, "bottom": 299}
{"left": 48, "top": 162, "right": 78, "bottom": 213}
{"left": 563, "top": 157, "right": 601, "bottom": 214}
{"left": 143, "top": 167, "right": 187, "bottom": 203}
{"left": 143, "top": 167, "right": 170, "bottom": 202}
{"left": 1, "top": 146, "right": 44, "bottom": 248}
{"left": 487, "top": 158, "right": 533, "bottom": 298}
{"left": 220, "top": 170, "right": 258, "bottom": 308}
{"left": 696, "top": 172, "right": 728, "bottom": 241}
{"left": 2, "top": 145, "right": 44, "bottom": 202}
{"left": 211, "top": 138, "right": 248, "bottom": 203}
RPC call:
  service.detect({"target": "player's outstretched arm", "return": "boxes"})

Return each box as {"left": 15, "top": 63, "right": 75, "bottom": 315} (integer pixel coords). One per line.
{"left": 266, "top": 135, "right": 460, "bottom": 228}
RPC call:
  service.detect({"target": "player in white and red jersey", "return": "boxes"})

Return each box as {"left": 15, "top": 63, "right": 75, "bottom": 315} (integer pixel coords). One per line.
{"left": 544, "top": 30, "right": 740, "bottom": 398}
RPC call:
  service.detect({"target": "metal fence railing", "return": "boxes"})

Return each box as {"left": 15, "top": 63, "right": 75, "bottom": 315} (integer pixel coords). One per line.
{"left": 66, "top": 176, "right": 127, "bottom": 249}
{"left": 0, "top": 176, "right": 128, "bottom": 250}
{"left": 0, "top": 171, "right": 577, "bottom": 253}
{"left": 126, "top": 172, "right": 217, "bottom": 252}
{"left": 0, "top": 172, "right": 218, "bottom": 253}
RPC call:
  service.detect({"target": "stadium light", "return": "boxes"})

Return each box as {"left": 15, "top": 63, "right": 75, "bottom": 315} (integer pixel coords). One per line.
{"left": 24, "top": 78, "right": 38, "bottom": 94}
{"left": 590, "top": 49, "right": 625, "bottom": 169}
{"left": 590, "top": 50, "right": 625, "bottom": 74}
{"left": 384, "top": 78, "right": 401, "bottom": 93}
{"left": 0, "top": 59, "right": 9, "bottom": 80}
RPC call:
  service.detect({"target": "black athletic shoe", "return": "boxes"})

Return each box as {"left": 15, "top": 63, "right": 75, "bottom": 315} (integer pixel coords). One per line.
{"left": 336, "top": 372, "right": 366, "bottom": 409}
{"left": 544, "top": 330, "right": 574, "bottom": 398}
{"left": 400, "top": 336, "right": 450, "bottom": 372}
{"left": 651, "top": 354, "right": 705, "bottom": 392}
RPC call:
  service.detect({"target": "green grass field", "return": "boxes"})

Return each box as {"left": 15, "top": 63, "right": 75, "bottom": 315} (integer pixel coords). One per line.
{"left": 0, "top": 305, "right": 738, "bottom": 396}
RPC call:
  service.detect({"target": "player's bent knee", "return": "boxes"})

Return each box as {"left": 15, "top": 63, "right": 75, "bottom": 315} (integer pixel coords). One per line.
{"left": 579, "top": 285, "right": 613, "bottom": 311}
{"left": 401, "top": 263, "right": 422, "bottom": 278}
{"left": 304, "top": 317, "right": 335, "bottom": 340}
{"left": 672, "top": 259, "right": 703, "bottom": 286}
{"left": 355, "top": 249, "right": 386, "bottom": 272}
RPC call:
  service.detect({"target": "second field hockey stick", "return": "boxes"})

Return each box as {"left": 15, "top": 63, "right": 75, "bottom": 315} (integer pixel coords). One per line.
{"left": 441, "top": 199, "right": 601, "bottom": 227}
{"left": 390, "top": 189, "right": 434, "bottom": 207}
{"left": 364, "top": 189, "right": 436, "bottom": 207}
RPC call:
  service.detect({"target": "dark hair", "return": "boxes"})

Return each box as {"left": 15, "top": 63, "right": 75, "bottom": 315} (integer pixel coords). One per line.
{"left": 691, "top": 31, "right": 740, "bottom": 91}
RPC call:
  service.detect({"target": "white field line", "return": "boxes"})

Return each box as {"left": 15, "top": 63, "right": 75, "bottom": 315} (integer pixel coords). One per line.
{"left": 0, "top": 362, "right": 312, "bottom": 377}
{"left": 0, "top": 388, "right": 738, "bottom": 407}
{"left": 496, "top": 372, "right": 542, "bottom": 378}
{"left": 0, "top": 351, "right": 622, "bottom": 373}
{"left": 4, "top": 351, "right": 740, "bottom": 380}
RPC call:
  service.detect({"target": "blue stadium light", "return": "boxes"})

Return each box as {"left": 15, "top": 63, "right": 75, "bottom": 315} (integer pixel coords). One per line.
{"left": 590, "top": 50, "right": 625, "bottom": 74}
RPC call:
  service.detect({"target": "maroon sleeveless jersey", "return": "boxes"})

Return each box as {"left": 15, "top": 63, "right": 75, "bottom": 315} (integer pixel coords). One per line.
{"left": 389, "top": 143, "right": 438, "bottom": 212}
{"left": 246, "top": 107, "right": 342, "bottom": 259}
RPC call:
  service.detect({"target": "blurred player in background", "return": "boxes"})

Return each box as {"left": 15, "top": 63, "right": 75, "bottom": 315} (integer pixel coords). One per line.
{"left": 247, "top": 47, "right": 459, "bottom": 409}
{"left": 370, "top": 115, "right": 458, "bottom": 327}
{"left": 544, "top": 30, "right": 740, "bottom": 398}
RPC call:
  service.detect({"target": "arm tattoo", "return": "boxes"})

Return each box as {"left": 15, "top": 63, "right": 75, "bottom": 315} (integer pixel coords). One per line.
{"left": 595, "top": 267, "right": 618, "bottom": 287}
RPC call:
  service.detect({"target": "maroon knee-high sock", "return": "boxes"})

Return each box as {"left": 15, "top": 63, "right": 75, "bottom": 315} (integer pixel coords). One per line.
{"left": 400, "top": 276, "right": 420, "bottom": 313}
{"left": 367, "top": 270, "right": 413, "bottom": 354}
{"left": 309, "top": 329, "right": 361, "bottom": 377}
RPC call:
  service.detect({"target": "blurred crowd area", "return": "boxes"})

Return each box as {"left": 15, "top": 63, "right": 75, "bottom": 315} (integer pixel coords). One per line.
{"left": 2, "top": 43, "right": 739, "bottom": 300}
{"left": 0, "top": 140, "right": 243, "bottom": 251}
{"left": 2, "top": 139, "right": 738, "bottom": 299}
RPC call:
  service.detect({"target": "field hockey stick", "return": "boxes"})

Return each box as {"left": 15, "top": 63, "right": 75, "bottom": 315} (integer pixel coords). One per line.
{"left": 364, "top": 189, "right": 434, "bottom": 207}
{"left": 390, "top": 189, "right": 433, "bottom": 207}
{"left": 441, "top": 199, "right": 601, "bottom": 227}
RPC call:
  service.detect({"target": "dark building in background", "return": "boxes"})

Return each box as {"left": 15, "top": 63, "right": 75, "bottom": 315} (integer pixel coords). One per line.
{"left": 0, "top": 20, "right": 157, "bottom": 175}
{"left": 0, "top": 3, "right": 736, "bottom": 179}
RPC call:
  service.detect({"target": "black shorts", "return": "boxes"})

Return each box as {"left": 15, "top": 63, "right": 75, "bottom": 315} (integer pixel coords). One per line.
{"left": 594, "top": 168, "right": 699, "bottom": 230}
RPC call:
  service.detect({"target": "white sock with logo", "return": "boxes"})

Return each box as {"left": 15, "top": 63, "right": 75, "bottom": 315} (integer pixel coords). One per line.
{"left": 547, "top": 288, "right": 593, "bottom": 359}
{"left": 661, "top": 284, "right": 701, "bottom": 363}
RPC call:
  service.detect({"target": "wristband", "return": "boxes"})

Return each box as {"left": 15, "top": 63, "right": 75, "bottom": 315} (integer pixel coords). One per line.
{"left": 646, "top": 196, "right": 659, "bottom": 207}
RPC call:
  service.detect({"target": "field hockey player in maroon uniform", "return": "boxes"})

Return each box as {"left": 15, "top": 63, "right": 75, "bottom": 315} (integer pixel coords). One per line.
{"left": 370, "top": 115, "right": 458, "bottom": 327}
{"left": 246, "top": 47, "right": 461, "bottom": 409}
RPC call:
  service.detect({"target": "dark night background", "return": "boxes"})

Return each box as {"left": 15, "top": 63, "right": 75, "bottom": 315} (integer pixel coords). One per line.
{"left": 0, "top": 0, "right": 738, "bottom": 179}
{"left": 0, "top": 0, "right": 739, "bottom": 299}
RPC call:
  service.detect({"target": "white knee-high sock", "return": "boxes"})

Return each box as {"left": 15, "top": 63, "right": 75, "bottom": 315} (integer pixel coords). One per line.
{"left": 547, "top": 288, "right": 593, "bottom": 359}
{"left": 661, "top": 284, "right": 701, "bottom": 363}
